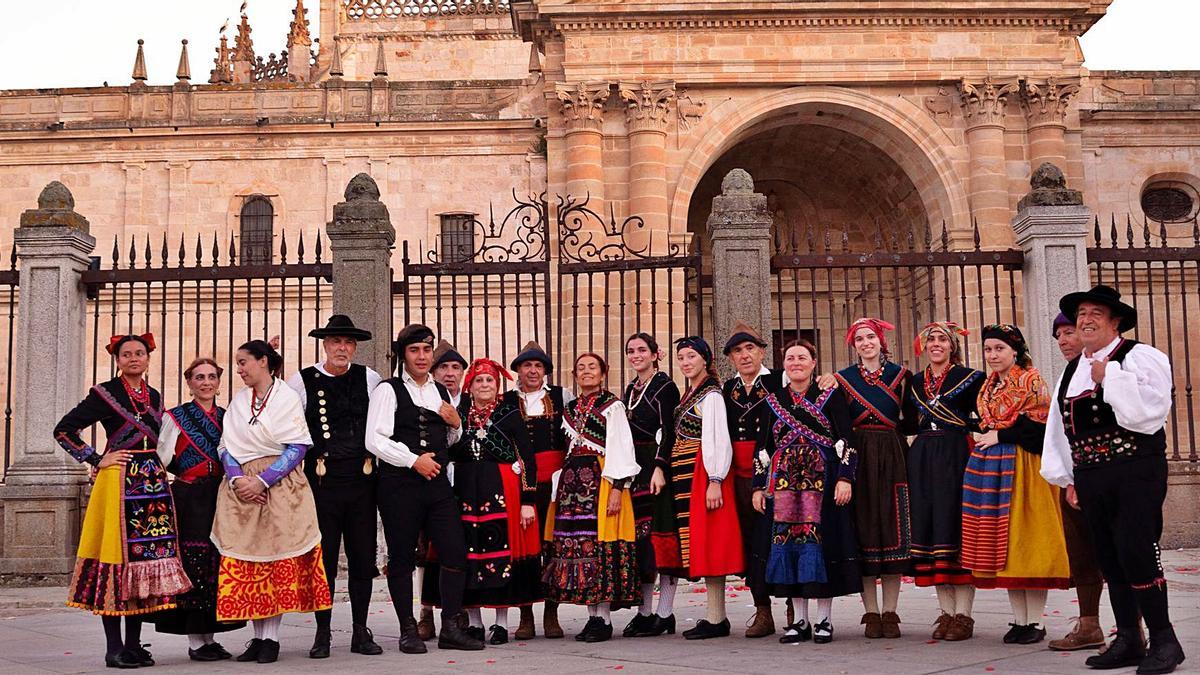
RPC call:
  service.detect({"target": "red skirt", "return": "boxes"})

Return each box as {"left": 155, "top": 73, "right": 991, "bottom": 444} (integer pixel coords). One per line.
{"left": 500, "top": 466, "right": 541, "bottom": 564}
{"left": 684, "top": 444, "right": 744, "bottom": 578}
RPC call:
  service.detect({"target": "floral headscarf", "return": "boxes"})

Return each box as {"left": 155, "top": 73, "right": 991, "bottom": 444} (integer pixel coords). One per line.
{"left": 913, "top": 322, "right": 969, "bottom": 365}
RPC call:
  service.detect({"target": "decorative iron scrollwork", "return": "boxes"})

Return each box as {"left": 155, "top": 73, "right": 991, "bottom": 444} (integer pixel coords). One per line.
{"left": 556, "top": 194, "right": 681, "bottom": 263}
{"left": 423, "top": 191, "right": 548, "bottom": 265}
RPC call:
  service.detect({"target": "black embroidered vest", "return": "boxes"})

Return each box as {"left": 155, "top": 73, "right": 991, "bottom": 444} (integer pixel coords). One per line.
{"left": 301, "top": 364, "right": 370, "bottom": 473}
{"left": 386, "top": 377, "right": 452, "bottom": 467}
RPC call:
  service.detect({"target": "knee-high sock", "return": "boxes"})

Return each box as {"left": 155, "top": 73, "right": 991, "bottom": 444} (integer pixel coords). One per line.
{"left": 101, "top": 616, "right": 124, "bottom": 656}
{"left": 860, "top": 578, "right": 880, "bottom": 614}
{"left": 936, "top": 585, "right": 956, "bottom": 615}
{"left": 587, "top": 604, "right": 598, "bottom": 618}
{"left": 705, "top": 576, "right": 726, "bottom": 623}
{"left": 1132, "top": 582, "right": 1171, "bottom": 633}
{"left": 260, "top": 615, "right": 282, "bottom": 641}
{"left": 467, "top": 608, "right": 483, "bottom": 628}
{"left": 796, "top": 598, "right": 810, "bottom": 624}
{"left": 348, "top": 578, "right": 373, "bottom": 626}
{"left": 386, "top": 571, "right": 414, "bottom": 623}
{"left": 494, "top": 608, "right": 509, "bottom": 629}
{"left": 439, "top": 566, "right": 466, "bottom": 623}
{"left": 881, "top": 575, "right": 902, "bottom": 614}
{"left": 640, "top": 583, "right": 655, "bottom": 616}
{"left": 656, "top": 575, "right": 677, "bottom": 618}
{"left": 253, "top": 619, "right": 265, "bottom": 640}
{"left": 1078, "top": 582, "right": 1103, "bottom": 618}
{"left": 597, "top": 602, "right": 611, "bottom": 625}
{"left": 817, "top": 598, "right": 833, "bottom": 624}
{"left": 123, "top": 617, "right": 142, "bottom": 651}
{"left": 1108, "top": 583, "right": 1141, "bottom": 629}
{"left": 1008, "top": 589, "right": 1029, "bottom": 625}
{"left": 954, "top": 585, "right": 976, "bottom": 617}
{"left": 1026, "top": 589, "right": 1048, "bottom": 626}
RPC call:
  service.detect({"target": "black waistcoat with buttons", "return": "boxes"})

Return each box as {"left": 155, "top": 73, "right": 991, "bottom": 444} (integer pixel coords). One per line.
{"left": 301, "top": 364, "right": 370, "bottom": 473}
{"left": 503, "top": 386, "right": 567, "bottom": 453}
{"left": 386, "top": 377, "right": 452, "bottom": 467}
{"left": 1057, "top": 339, "right": 1167, "bottom": 470}
{"left": 723, "top": 370, "right": 784, "bottom": 443}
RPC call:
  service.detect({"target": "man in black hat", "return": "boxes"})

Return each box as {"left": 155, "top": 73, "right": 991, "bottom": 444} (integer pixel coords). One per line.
{"left": 366, "top": 324, "right": 483, "bottom": 653}
{"left": 1042, "top": 285, "right": 1184, "bottom": 674}
{"left": 721, "top": 321, "right": 790, "bottom": 638}
{"left": 285, "top": 314, "right": 383, "bottom": 659}
{"left": 503, "top": 341, "right": 574, "bottom": 639}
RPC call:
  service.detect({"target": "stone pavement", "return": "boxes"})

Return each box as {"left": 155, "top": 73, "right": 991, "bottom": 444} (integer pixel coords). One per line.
{"left": 0, "top": 550, "right": 1196, "bottom": 674}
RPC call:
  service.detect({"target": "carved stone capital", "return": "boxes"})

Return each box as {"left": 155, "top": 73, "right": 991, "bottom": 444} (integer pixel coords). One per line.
{"left": 618, "top": 81, "right": 675, "bottom": 133}
{"left": 554, "top": 81, "right": 611, "bottom": 132}
{"left": 1020, "top": 77, "right": 1081, "bottom": 128}
{"left": 958, "top": 76, "right": 1020, "bottom": 128}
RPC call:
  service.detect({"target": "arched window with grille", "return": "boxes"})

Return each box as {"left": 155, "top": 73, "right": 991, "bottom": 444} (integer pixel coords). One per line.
{"left": 239, "top": 195, "right": 275, "bottom": 265}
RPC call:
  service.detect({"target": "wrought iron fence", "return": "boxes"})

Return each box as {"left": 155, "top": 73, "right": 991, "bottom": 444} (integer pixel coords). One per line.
{"left": 0, "top": 245, "right": 17, "bottom": 475}
{"left": 1088, "top": 215, "right": 1200, "bottom": 464}
{"left": 770, "top": 219, "right": 1024, "bottom": 375}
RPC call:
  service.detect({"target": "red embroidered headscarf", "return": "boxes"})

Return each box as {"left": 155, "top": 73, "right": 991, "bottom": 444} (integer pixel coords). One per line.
{"left": 845, "top": 317, "right": 895, "bottom": 356}
{"left": 106, "top": 333, "right": 156, "bottom": 356}
{"left": 463, "top": 358, "right": 513, "bottom": 391}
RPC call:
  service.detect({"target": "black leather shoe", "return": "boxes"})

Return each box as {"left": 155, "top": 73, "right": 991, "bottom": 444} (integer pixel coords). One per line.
{"left": 583, "top": 620, "right": 613, "bottom": 643}
{"left": 1087, "top": 629, "right": 1146, "bottom": 670}
{"left": 438, "top": 620, "right": 486, "bottom": 651}
{"left": 488, "top": 625, "right": 509, "bottom": 645}
{"left": 207, "top": 642, "right": 233, "bottom": 660}
{"left": 351, "top": 624, "right": 383, "bottom": 655}
{"left": 1015, "top": 623, "right": 1046, "bottom": 645}
{"left": 256, "top": 639, "right": 280, "bottom": 664}
{"left": 1138, "top": 627, "right": 1186, "bottom": 675}
{"left": 467, "top": 625, "right": 486, "bottom": 643}
{"left": 189, "top": 644, "right": 224, "bottom": 662}
{"left": 129, "top": 645, "right": 154, "bottom": 667}
{"left": 399, "top": 617, "right": 429, "bottom": 654}
{"left": 576, "top": 616, "right": 603, "bottom": 642}
{"left": 104, "top": 651, "right": 140, "bottom": 669}
{"left": 236, "top": 639, "right": 264, "bottom": 663}
{"left": 638, "top": 614, "right": 675, "bottom": 637}
{"left": 1003, "top": 623, "right": 1027, "bottom": 644}
{"left": 813, "top": 619, "right": 834, "bottom": 644}
{"left": 623, "top": 613, "right": 653, "bottom": 638}
{"left": 682, "top": 618, "right": 731, "bottom": 640}
{"left": 780, "top": 620, "right": 813, "bottom": 644}
{"left": 309, "top": 627, "right": 331, "bottom": 659}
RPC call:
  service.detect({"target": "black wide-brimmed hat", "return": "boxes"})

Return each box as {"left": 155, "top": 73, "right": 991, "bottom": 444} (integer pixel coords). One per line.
{"left": 1059, "top": 285, "right": 1137, "bottom": 333}
{"left": 309, "top": 314, "right": 372, "bottom": 341}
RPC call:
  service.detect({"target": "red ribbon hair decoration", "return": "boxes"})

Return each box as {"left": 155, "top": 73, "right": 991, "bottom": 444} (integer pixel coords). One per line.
{"left": 106, "top": 333, "right": 157, "bottom": 355}
{"left": 463, "top": 358, "right": 513, "bottom": 391}
{"left": 845, "top": 317, "right": 896, "bottom": 355}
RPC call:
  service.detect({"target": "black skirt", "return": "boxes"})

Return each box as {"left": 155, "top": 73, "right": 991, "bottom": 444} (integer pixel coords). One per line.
{"left": 906, "top": 430, "right": 972, "bottom": 586}
{"left": 852, "top": 428, "right": 912, "bottom": 577}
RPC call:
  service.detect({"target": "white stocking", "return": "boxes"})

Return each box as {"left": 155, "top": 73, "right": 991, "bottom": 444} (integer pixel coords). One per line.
{"left": 1026, "top": 590, "right": 1048, "bottom": 626}
{"left": 467, "top": 608, "right": 483, "bottom": 628}
{"left": 640, "top": 583, "right": 655, "bottom": 616}
{"left": 493, "top": 608, "right": 509, "bottom": 629}
{"left": 953, "top": 585, "right": 976, "bottom": 618}
{"left": 881, "top": 575, "right": 902, "bottom": 614}
{"left": 656, "top": 575, "right": 677, "bottom": 618}
{"left": 1008, "top": 589, "right": 1029, "bottom": 625}
{"left": 936, "top": 584, "right": 956, "bottom": 615}
{"left": 817, "top": 598, "right": 833, "bottom": 625}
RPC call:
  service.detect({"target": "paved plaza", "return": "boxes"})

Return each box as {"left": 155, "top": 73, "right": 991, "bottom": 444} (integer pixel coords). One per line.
{"left": 0, "top": 550, "right": 1195, "bottom": 674}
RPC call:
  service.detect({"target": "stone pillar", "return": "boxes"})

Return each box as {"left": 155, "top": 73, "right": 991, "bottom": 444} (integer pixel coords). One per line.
{"left": 958, "top": 77, "right": 1020, "bottom": 247}
{"left": 619, "top": 81, "right": 675, "bottom": 253}
{"left": 708, "top": 169, "right": 775, "bottom": 377}
{"left": 1011, "top": 163, "right": 1090, "bottom": 386}
{"left": 1021, "top": 78, "right": 1081, "bottom": 174}
{"left": 555, "top": 82, "right": 610, "bottom": 206}
{"left": 0, "top": 182, "right": 96, "bottom": 575}
{"left": 327, "top": 173, "right": 396, "bottom": 375}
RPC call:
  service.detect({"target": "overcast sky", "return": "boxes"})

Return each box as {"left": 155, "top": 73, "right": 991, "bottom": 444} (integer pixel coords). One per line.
{"left": 0, "top": 0, "right": 1197, "bottom": 90}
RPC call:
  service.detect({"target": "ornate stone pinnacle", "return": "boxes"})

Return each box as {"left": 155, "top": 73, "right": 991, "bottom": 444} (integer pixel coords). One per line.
{"left": 957, "top": 76, "right": 1020, "bottom": 127}
{"left": 176, "top": 40, "right": 191, "bottom": 82}
{"left": 618, "top": 81, "right": 676, "bottom": 132}
{"left": 329, "top": 35, "right": 344, "bottom": 78}
{"left": 1020, "top": 77, "right": 1081, "bottom": 127}
{"left": 209, "top": 35, "right": 233, "bottom": 84}
{"left": 232, "top": 13, "right": 255, "bottom": 62}
{"left": 554, "top": 81, "right": 611, "bottom": 131}
{"left": 132, "top": 39, "right": 148, "bottom": 82}
{"left": 287, "top": 0, "right": 312, "bottom": 48}
{"left": 374, "top": 37, "right": 388, "bottom": 78}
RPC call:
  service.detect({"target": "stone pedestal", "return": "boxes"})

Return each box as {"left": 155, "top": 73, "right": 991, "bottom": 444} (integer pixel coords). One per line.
{"left": 327, "top": 173, "right": 396, "bottom": 375}
{"left": 0, "top": 182, "right": 95, "bottom": 575}
{"left": 707, "top": 169, "right": 774, "bottom": 378}
{"left": 1011, "top": 163, "right": 1090, "bottom": 386}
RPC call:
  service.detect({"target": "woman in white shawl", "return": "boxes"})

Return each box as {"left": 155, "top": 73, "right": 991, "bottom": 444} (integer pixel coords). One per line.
{"left": 210, "top": 340, "right": 331, "bottom": 664}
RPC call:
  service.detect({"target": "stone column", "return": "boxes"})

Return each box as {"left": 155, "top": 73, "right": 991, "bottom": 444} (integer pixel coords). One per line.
{"left": 327, "top": 173, "right": 396, "bottom": 375}
{"left": 708, "top": 169, "right": 775, "bottom": 377}
{"left": 619, "top": 81, "right": 675, "bottom": 253}
{"left": 0, "top": 182, "right": 96, "bottom": 575}
{"left": 555, "top": 82, "right": 610, "bottom": 207}
{"left": 958, "top": 77, "right": 1020, "bottom": 247}
{"left": 1011, "top": 163, "right": 1090, "bottom": 386}
{"left": 1021, "top": 78, "right": 1081, "bottom": 174}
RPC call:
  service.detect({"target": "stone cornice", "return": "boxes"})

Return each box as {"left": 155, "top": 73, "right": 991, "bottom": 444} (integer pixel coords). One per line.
{"left": 554, "top": 81, "right": 611, "bottom": 131}
{"left": 958, "top": 76, "right": 1021, "bottom": 128}
{"left": 618, "top": 81, "right": 675, "bottom": 133}
{"left": 547, "top": 15, "right": 1090, "bottom": 33}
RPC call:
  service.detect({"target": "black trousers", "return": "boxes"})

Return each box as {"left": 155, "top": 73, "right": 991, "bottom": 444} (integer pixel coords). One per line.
{"left": 1075, "top": 454, "right": 1172, "bottom": 632}
{"left": 734, "top": 475, "right": 770, "bottom": 607}
{"left": 378, "top": 466, "right": 467, "bottom": 622}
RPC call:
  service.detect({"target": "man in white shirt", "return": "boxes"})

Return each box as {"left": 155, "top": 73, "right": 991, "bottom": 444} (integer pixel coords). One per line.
{"left": 1041, "top": 285, "right": 1184, "bottom": 674}
{"left": 365, "top": 324, "right": 482, "bottom": 653}
{"left": 284, "top": 315, "right": 384, "bottom": 659}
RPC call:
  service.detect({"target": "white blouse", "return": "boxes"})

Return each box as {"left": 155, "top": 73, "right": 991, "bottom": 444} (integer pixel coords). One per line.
{"left": 562, "top": 399, "right": 640, "bottom": 482}
{"left": 696, "top": 390, "right": 734, "bottom": 482}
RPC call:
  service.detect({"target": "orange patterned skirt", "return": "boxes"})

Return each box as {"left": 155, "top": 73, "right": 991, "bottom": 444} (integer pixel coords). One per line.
{"left": 216, "top": 546, "right": 331, "bottom": 621}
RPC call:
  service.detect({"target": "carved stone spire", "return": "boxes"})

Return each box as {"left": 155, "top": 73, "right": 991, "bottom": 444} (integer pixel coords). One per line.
{"left": 287, "top": 0, "right": 312, "bottom": 49}
{"left": 132, "top": 39, "right": 148, "bottom": 83}
{"left": 1020, "top": 77, "right": 1082, "bottom": 127}
{"left": 957, "top": 76, "right": 1020, "bottom": 127}
{"left": 176, "top": 39, "right": 191, "bottom": 83}
{"left": 555, "top": 81, "right": 611, "bottom": 131}
{"left": 373, "top": 37, "right": 388, "bottom": 78}
{"left": 329, "top": 35, "right": 344, "bottom": 79}
{"left": 618, "top": 81, "right": 676, "bottom": 132}
{"left": 528, "top": 43, "right": 541, "bottom": 75}
{"left": 232, "top": 13, "right": 255, "bottom": 63}
{"left": 209, "top": 35, "right": 233, "bottom": 84}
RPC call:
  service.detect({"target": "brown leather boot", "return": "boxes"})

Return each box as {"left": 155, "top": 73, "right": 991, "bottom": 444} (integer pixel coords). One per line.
{"left": 745, "top": 606, "right": 776, "bottom": 638}
{"left": 944, "top": 614, "right": 975, "bottom": 642}
{"left": 514, "top": 606, "right": 536, "bottom": 640}
{"left": 543, "top": 601, "right": 564, "bottom": 639}
{"left": 862, "top": 612, "right": 884, "bottom": 639}
{"left": 881, "top": 611, "right": 902, "bottom": 639}
{"left": 417, "top": 606, "right": 436, "bottom": 641}
{"left": 932, "top": 613, "right": 953, "bottom": 640}
{"left": 1048, "top": 616, "right": 1106, "bottom": 651}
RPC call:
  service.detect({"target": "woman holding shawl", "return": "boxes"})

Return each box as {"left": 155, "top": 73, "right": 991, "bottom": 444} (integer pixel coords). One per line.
{"left": 54, "top": 333, "right": 192, "bottom": 669}
{"left": 210, "top": 340, "right": 331, "bottom": 664}
{"left": 962, "top": 324, "right": 1070, "bottom": 644}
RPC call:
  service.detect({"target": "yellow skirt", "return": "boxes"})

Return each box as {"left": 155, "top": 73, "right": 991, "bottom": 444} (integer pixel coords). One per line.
{"left": 971, "top": 450, "right": 1071, "bottom": 589}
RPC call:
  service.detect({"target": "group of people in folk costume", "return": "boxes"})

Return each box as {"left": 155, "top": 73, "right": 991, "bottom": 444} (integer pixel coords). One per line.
{"left": 54, "top": 283, "right": 1185, "bottom": 674}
